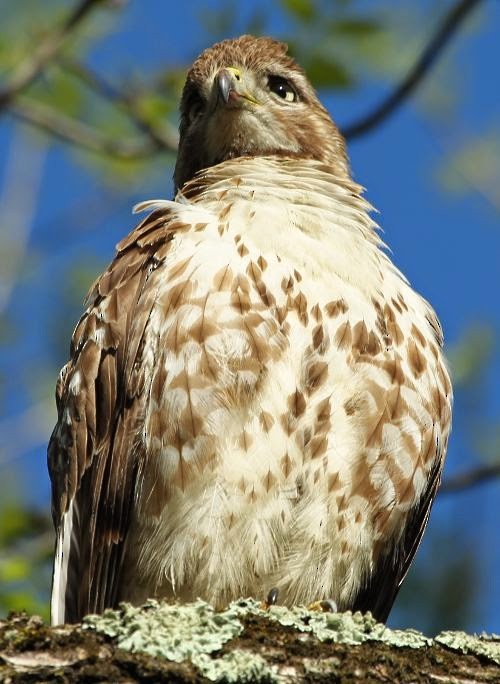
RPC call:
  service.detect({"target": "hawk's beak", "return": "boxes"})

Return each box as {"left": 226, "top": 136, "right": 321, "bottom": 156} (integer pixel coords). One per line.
{"left": 216, "top": 67, "right": 260, "bottom": 106}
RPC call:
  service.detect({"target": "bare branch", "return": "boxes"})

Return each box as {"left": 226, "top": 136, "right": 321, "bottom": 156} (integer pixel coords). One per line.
{"left": 58, "top": 58, "right": 179, "bottom": 152}
{"left": 342, "top": 0, "right": 483, "bottom": 140}
{"left": 11, "top": 98, "right": 163, "bottom": 160}
{"left": 440, "top": 463, "right": 500, "bottom": 494}
{"left": 0, "top": 0, "right": 107, "bottom": 110}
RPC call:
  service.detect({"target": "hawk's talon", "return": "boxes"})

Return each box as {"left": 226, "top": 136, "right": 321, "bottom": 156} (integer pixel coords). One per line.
{"left": 260, "top": 587, "right": 279, "bottom": 610}
{"left": 308, "top": 599, "right": 338, "bottom": 613}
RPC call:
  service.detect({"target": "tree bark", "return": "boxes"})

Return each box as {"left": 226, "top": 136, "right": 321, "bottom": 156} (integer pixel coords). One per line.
{"left": 1, "top": 603, "right": 499, "bottom": 683}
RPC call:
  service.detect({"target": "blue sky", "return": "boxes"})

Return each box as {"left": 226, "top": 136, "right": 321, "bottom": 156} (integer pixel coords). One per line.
{"left": 0, "top": 0, "right": 499, "bottom": 632}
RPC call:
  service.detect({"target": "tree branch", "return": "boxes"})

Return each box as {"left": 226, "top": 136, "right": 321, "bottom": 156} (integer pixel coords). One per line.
{"left": 440, "top": 463, "right": 500, "bottom": 494}
{"left": 342, "top": 0, "right": 483, "bottom": 140}
{"left": 11, "top": 98, "right": 161, "bottom": 160}
{"left": 1, "top": 0, "right": 483, "bottom": 160}
{"left": 0, "top": 0, "right": 107, "bottom": 110}
{"left": 2, "top": 606, "right": 500, "bottom": 682}
{"left": 58, "top": 57, "right": 179, "bottom": 152}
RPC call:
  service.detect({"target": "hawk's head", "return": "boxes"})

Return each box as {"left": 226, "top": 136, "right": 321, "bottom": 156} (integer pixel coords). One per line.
{"left": 174, "top": 35, "right": 349, "bottom": 190}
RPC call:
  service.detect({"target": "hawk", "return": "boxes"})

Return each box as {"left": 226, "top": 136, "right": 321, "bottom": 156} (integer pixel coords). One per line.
{"left": 48, "top": 35, "right": 452, "bottom": 626}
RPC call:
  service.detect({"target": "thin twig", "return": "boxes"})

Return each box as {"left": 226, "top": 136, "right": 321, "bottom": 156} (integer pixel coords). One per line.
{"left": 2, "top": 0, "right": 484, "bottom": 159}
{"left": 0, "top": 0, "right": 106, "bottom": 110}
{"left": 58, "top": 57, "right": 179, "bottom": 152}
{"left": 440, "top": 463, "right": 500, "bottom": 494}
{"left": 342, "top": 0, "right": 483, "bottom": 140}
{"left": 11, "top": 98, "right": 161, "bottom": 160}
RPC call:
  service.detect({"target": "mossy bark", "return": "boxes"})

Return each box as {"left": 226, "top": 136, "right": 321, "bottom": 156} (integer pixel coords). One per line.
{"left": 1, "top": 611, "right": 499, "bottom": 683}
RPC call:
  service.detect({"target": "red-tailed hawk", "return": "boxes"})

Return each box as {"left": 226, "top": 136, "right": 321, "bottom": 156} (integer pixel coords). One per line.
{"left": 48, "top": 35, "right": 452, "bottom": 625}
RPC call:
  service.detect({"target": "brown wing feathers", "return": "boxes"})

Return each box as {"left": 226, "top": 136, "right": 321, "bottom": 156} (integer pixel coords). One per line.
{"left": 352, "top": 454, "right": 444, "bottom": 622}
{"left": 48, "top": 209, "right": 172, "bottom": 621}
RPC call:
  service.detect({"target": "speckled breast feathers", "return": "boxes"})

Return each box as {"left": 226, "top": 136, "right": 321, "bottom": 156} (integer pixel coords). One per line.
{"left": 48, "top": 36, "right": 452, "bottom": 626}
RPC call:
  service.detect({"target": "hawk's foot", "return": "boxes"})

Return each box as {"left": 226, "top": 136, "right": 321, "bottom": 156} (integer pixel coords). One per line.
{"left": 260, "top": 587, "right": 279, "bottom": 610}
{"left": 307, "top": 599, "right": 338, "bottom": 613}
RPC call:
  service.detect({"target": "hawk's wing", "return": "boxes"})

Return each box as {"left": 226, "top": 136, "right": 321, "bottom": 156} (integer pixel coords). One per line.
{"left": 352, "top": 310, "right": 450, "bottom": 622}
{"left": 352, "top": 454, "right": 444, "bottom": 622}
{"left": 48, "top": 207, "right": 174, "bottom": 624}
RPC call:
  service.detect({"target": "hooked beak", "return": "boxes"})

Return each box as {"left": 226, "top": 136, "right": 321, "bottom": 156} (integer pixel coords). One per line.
{"left": 216, "top": 67, "right": 260, "bottom": 106}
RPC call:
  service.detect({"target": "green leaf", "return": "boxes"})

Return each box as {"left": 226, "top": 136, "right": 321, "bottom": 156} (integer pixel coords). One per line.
{"left": 0, "top": 505, "right": 49, "bottom": 547}
{"left": 28, "top": 64, "right": 84, "bottom": 118}
{"left": 330, "top": 18, "right": 381, "bottom": 36}
{"left": 0, "top": 556, "right": 30, "bottom": 583}
{"left": 436, "top": 127, "right": 500, "bottom": 208}
{"left": 303, "top": 54, "right": 353, "bottom": 89}
{"left": 281, "top": 0, "right": 314, "bottom": 22}
{"left": 0, "top": 590, "right": 49, "bottom": 619}
{"left": 158, "top": 66, "right": 190, "bottom": 98}
{"left": 0, "top": 497, "right": 52, "bottom": 621}
{"left": 135, "top": 92, "right": 175, "bottom": 121}
{"left": 447, "top": 325, "right": 494, "bottom": 387}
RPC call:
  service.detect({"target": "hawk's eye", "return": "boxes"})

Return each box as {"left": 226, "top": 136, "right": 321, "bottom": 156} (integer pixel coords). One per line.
{"left": 267, "top": 75, "right": 298, "bottom": 103}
